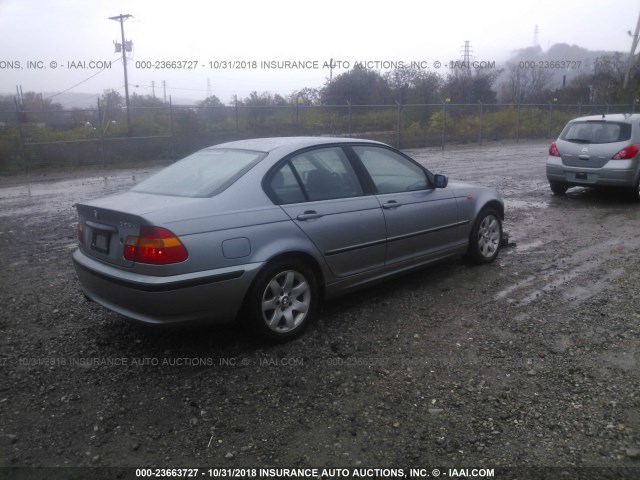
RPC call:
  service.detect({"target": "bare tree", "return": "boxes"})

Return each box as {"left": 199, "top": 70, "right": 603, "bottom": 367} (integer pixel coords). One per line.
{"left": 501, "top": 63, "right": 553, "bottom": 103}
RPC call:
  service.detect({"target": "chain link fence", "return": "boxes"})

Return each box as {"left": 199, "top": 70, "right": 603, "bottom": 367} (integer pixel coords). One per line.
{"left": 0, "top": 101, "right": 635, "bottom": 173}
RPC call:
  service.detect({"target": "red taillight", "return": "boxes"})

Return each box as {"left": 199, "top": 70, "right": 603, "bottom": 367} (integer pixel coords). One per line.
{"left": 612, "top": 144, "right": 640, "bottom": 160}
{"left": 77, "top": 222, "right": 84, "bottom": 245}
{"left": 124, "top": 227, "right": 188, "bottom": 264}
{"left": 549, "top": 142, "right": 560, "bottom": 157}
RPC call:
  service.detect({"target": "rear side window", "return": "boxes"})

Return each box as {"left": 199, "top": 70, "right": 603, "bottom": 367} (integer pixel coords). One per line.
{"left": 269, "top": 163, "right": 306, "bottom": 204}
{"left": 560, "top": 121, "right": 631, "bottom": 144}
{"left": 292, "top": 148, "right": 363, "bottom": 201}
{"left": 268, "top": 147, "right": 364, "bottom": 204}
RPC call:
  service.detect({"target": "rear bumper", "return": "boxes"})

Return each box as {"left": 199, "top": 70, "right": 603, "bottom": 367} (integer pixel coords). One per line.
{"left": 546, "top": 156, "right": 639, "bottom": 187}
{"left": 72, "top": 249, "right": 263, "bottom": 325}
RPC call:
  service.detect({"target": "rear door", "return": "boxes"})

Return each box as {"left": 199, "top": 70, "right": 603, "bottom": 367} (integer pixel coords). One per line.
{"left": 269, "top": 146, "right": 386, "bottom": 277}
{"left": 351, "top": 145, "right": 459, "bottom": 265}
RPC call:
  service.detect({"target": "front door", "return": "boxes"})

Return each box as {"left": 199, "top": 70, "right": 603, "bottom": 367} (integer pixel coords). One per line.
{"left": 352, "top": 145, "right": 460, "bottom": 265}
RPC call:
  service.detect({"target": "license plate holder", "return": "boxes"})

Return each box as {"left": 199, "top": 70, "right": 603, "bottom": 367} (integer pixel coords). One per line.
{"left": 91, "top": 230, "right": 110, "bottom": 254}
{"left": 575, "top": 172, "right": 587, "bottom": 180}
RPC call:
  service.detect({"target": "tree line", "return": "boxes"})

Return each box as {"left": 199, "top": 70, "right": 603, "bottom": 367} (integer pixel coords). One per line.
{"left": 0, "top": 52, "right": 638, "bottom": 172}
{"left": 2, "top": 51, "right": 637, "bottom": 118}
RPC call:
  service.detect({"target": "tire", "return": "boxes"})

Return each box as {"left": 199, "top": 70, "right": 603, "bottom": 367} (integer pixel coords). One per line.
{"left": 549, "top": 181, "right": 568, "bottom": 195}
{"left": 466, "top": 208, "right": 503, "bottom": 264}
{"left": 243, "top": 259, "right": 318, "bottom": 340}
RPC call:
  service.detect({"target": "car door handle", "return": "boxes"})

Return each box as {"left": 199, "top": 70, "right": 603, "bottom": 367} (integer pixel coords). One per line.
{"left": 297, "top": 211, "right": 323, "bottom": 221}
{"left": 382, "top": 200, "right": 401, "bottom": 209}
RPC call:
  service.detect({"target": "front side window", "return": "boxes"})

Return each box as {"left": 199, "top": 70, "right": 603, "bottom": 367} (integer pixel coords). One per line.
{"left": 133, "top": 148, "right": 265, "bottom": 197}
{"left": 353, "top": 146, "right": 428, "bottom": 194}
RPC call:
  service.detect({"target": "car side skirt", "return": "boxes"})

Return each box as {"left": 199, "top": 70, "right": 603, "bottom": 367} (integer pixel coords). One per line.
{"left": 323, "top": 241, "right": 468, "bottom": 298}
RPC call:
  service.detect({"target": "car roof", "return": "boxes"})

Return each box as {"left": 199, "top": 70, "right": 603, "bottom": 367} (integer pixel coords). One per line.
{"left": 202, "top": 136, "right": 385, "bottom": 154}
{"left": 568, "top": 113, "right": 640, "bottom": 123}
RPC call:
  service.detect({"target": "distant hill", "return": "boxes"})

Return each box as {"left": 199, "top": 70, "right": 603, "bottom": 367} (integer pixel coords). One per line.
{"left": 44, "top": 92, "right": 98, "bottom": 109}
{"left": 501, "top": 43, "right": 623, "bottom": 86}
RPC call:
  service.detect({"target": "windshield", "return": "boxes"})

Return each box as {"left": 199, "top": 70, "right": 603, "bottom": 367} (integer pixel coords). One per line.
{"left": 560, "top": 121, "right": 632, "bottom": 144}
{"left": 132, "top": 148, "right": 266, "bottom": 197}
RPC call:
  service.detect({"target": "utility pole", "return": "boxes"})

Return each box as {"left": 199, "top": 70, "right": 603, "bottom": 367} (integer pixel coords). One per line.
{"left": 624, "top": 9, "right": 640, "bottom": 89}
{"left": 460, "top": 40, "right": 473, "bottom": 65}
{"left": 163, "top": 81, "right": 167, "bottom": 104}
{"left": 109, "top": 13, "right": 133, "bottom": 135}
{"left": 460, "top": 41, "right": 473, "bottom": 103}
{"left": 151, "top": 81, "right": 156, "bottom": 99}
{"left": 15, "top": 85, "right": 24, "bottom": 109}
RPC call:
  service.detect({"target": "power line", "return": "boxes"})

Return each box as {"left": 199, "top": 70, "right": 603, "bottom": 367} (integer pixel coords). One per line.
{"left": 43, "top": 58, "right": 121, "bottom": 101}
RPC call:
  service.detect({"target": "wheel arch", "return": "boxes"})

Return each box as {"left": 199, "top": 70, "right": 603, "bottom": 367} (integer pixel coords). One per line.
{"left": 465, "top": 201, "right": 504, "bottom": 264}
{"left": 477, "top": 199, "right": 504, "bottom": 220}
{"left": 237, "top": 250, "right": 326, "bottom": 339}
{"left": 241, "top": 250, "right": 327, "bottom": 308}
{"left": 265, "top": 251, "right": 325, "bottom": 292}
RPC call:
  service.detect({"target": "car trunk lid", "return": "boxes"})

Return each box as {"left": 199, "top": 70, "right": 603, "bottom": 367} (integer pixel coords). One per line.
{"left": 76, "top": 191, "right": 203, "bottom": 268}
{"left": 558, "top": 140, "right": 622, "bottom": 168}
{"left": 76, "top": 204, "right": 144, "bottom": 268}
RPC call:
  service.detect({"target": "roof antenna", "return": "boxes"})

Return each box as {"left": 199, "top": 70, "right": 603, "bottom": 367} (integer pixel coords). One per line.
{"left": 602, "top": 112, "right": 606, "bottom": 119}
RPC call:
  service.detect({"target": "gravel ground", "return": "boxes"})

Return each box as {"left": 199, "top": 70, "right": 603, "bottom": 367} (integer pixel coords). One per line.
{"left": 1, "top": 141, "right": 640, "bottom": 479}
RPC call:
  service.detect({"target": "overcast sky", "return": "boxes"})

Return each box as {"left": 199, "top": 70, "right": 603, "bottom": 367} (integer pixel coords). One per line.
{"left": 0, "top": 0, "right": 638, "bottom": 104}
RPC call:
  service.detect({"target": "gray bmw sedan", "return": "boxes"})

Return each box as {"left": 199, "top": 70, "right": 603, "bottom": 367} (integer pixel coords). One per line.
{"left": 73, "top": 137, "right": 504, "bottom": 339}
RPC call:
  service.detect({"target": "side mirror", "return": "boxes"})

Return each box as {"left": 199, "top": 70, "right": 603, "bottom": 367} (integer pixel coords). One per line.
{"left": 434, "top": 174, "right": 448, "bottom": 189}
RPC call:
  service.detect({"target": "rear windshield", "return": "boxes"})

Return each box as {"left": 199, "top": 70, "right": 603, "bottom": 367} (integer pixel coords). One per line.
{"left": 560, "top": 121, "right": 632, "bottom": 144}
{"left": 132, "top": 148, "right": 266, "bottom": 197}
